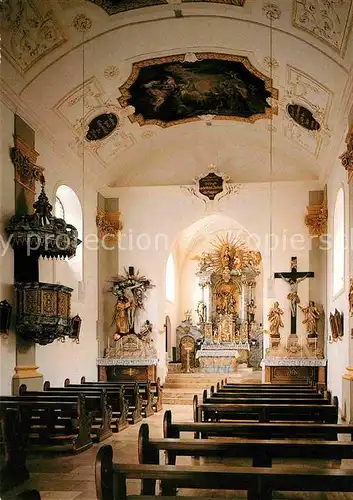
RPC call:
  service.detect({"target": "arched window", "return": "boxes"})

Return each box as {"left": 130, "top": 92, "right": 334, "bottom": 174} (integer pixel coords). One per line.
{"left": 333, "top": 187, "right": 345, "bottom": 297}
{"left": 166, "top": 253, "right": 175, "bottom": 303}
{"left": 55, "top": 196, "right": 65, "bottom": 219}
{"left": 55, "top": 185, "right": 83, "bottom": 282}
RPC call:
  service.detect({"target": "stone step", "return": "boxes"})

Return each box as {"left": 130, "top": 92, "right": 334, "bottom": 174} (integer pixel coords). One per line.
{"left": 162, "top": 368, "right": 262, "bottom": 404}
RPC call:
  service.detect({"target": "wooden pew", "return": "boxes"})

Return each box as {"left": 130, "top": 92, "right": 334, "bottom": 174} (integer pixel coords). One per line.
{"left": 61, "top": 379, "right": 144, "bottom": 423}
{"left": 223, "top": 379, "right": 316, "bottom": 388}
{"left": 95, "top": 444, "right": 353, "bottom": 500}
{"left": 71, "top": 379, "right": 153, "bottom": 417}
{"left": 203, "top": 389, "right": 331, "bottom": 406}
{"left": 222, "top": 381, "right": 318, "bottom": 392}
{"left": 44, "top": 381, "right": 132, "bottom": 430}
{"left": 163, "top": 409, "right": 353, "bottom": 441}
{"left": 0, "top": 394, "right": 93, "bottom": 454}
{"left": 214, "top": 387, "right": 327, "bottom": 398}
{"left": 139, "top": 421, "right": 353, "bottom": 468}
{"left": 80, "top": 376, "right": 163, "bottom": 413}
{"left": 18, "top": 386, "right": 112, "bottom": 441}
{"left": 16, "top": 490, "right": 41, "bottom": 499}
{"left": 0, "top": 408, "right": 29, "bottom": 493}
{"left": 193, "top": 394, "right": 339, "bottom": 424}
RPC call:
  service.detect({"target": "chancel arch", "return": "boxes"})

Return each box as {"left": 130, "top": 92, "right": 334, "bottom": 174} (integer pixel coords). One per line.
{"left": 174, "top": 213, "right": 264, "bottom": 371}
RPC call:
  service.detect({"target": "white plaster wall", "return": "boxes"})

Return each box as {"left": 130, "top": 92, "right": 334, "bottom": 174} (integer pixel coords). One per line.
{"left": 0, "top": 102, "right": 99, "bottom": 390}
{"left": 0, "top": 103, "right": 16, "bottom": 395}
{"left": 326, "top": 159, "right": 351, "bottom": 412}
{"left": 104, "top": 180, "right": 318, "bottom": 380}
{"left": 35, "top": 135, "right": 99, "bottom": 386}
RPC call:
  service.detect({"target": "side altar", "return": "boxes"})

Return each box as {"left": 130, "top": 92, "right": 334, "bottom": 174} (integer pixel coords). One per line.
{"left": 97, "top": 323, "right": 158, "bottom": 382}
{"left": 99, "top": 267, "right": 158, "bottom": 382}
{"left": 262, "top": 257, "right": 326, "bottom": 387}
{"left": 177, "top": 235, "right": 264, "bottom": 373}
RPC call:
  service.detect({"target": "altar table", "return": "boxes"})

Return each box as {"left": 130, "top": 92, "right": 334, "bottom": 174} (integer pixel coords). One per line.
{"left": 261, "top": 358, "right": 327, "bottom": 388}
{"left": 97, "top": 358, "right": 158, "bottom": 382}
{"left": 196, "top": 343, "right": 249, "bottom": 373}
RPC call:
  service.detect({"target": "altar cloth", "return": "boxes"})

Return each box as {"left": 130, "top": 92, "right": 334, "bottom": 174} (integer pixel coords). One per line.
{"left": 261, "top": 357, "right": 326, "bottom": 367}
{"left": 97, "top": 358, "right": 158, "bottom": 366}
{"left": 196, "top": 349, "right": 239, "bottom": 373}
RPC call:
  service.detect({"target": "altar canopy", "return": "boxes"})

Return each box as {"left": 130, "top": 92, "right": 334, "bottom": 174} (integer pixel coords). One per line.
{"left": 189, "top": 234, "right": 263, "bottom": 372}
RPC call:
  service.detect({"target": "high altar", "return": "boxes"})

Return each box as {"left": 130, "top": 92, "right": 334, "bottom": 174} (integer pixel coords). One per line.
{"left": 183, "top": 235, "right": 263, "bottom": 373}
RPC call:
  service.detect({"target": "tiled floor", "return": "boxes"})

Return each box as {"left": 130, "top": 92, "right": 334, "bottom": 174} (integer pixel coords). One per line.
{"left": 3, "top": 405, "right": 353, "bottom": 500}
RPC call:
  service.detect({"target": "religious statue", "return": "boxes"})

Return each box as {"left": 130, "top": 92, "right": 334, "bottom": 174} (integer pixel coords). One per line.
{"left": 184, "top": 309, "right": 192, "bottom": 322}
{"left": 299, "top": 301, "right": 320, "bottom": 338}
{"left": 113, "top": 297, "right": 130, "bottom": 335}
{"left": 221, "top": 244, "right": 231, "bottom": 269}
{"left": 349, "top": 278, "right": 353, "bottom": 316}
{"left": 196, "top": 301, "right": 207, "bottom": 324}
{"left": 275, "top": 258, "right": 314, "bottom": 320}
{"left": 139, "top": 319, "right": 152, "bottom": 338}
{"left": 268, "top": 301, "right": 284, "bottom": 338}
{"left": 110, "top": 267, "right": 154, "bottom": 335}
{"left": 247, "top": 298, "right": 256, "bottom": 324}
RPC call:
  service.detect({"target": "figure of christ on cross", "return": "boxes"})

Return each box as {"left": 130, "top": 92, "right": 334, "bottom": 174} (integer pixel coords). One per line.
{"left": 274, "top": 257, "right": 314, "bottom": 335}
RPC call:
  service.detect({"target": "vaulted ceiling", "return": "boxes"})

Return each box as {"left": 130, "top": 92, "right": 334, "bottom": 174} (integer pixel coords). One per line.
{"left": 1, "top": 0, "right": 353, "bottom": 187}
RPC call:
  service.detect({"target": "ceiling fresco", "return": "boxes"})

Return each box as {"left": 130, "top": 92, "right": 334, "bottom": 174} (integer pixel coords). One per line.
{"left": 87, "top": 0, "right": 245, "bottom": 15}
{"left": 118, "top": 53, "right": 278, "bottom": 127}
{"left": 87, "top": 0, "right": 166, "bottom": 15}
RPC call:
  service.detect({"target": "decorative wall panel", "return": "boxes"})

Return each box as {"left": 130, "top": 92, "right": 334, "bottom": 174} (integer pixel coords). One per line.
{"left": 281, "top": 65, "right": 332, "bottom": 157}
{"left": 292, "top": 0, "right": 353, "bottom": 54}
{"left": 1, "top": 0, "right": 67, "bottom": 73}
{"left": 53, "top": 77, "right": 136, "bottom": 166}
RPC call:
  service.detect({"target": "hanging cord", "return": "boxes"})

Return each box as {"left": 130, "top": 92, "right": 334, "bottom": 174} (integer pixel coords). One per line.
{"left": 269, "top": 14, "right": 274, "bottom": 279}
{"left": 81, "top": 31, "right": 85, "bottom": 271}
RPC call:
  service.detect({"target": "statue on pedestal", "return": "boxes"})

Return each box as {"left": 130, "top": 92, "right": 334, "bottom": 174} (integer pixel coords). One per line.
{"left": 268, "top": 301, "right": 284, "bottom": 338}
{"left": 299, "top": 301, "right": 320, "bottom": 338}
{"left": 110, "top": 267, "right": 154, "bottom": 336}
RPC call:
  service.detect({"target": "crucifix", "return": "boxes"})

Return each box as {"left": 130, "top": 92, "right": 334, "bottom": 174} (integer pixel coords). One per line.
{"left": 274, "top": 257, "right": 314, "bottom": 335}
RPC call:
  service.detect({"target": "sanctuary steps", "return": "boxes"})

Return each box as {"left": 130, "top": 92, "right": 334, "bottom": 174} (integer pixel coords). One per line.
{"left": 163, "top": 364, "right": 262, "bottom": 404}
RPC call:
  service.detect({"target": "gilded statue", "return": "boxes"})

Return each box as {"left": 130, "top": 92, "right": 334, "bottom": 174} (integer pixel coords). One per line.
{"left": 113, "top": 299, "right": 130, "bottom": 334}
{"left": 221, "top": 244, "right": 232, "bottom": 269}
{"left": 299, "top": 301, "right": 320, "bottom": 338}
{"left": 268, "top": 301, "right": 284, "bottom": 338}
{"left": 110, "top": 268, "right": 154, "bottom": 335}
{"left": 349, "top": 278, "right": 353, "bottom": 316}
